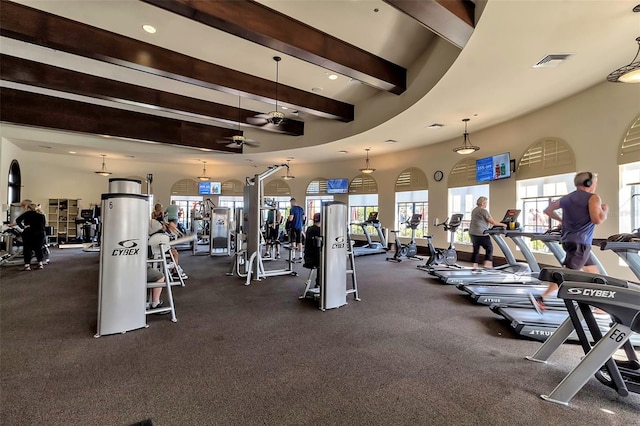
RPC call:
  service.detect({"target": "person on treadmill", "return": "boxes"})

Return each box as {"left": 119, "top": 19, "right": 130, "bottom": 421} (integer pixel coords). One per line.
{"left": 530, "top": 171, "right": 609, "bottom": 313}
{"left": 469, "top": 196, "right": 507, "bottom": 270}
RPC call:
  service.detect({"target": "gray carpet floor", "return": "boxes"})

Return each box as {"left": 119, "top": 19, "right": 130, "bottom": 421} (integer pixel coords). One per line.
{"left": 1, "top": 247, "right": 638, "bottom": 425}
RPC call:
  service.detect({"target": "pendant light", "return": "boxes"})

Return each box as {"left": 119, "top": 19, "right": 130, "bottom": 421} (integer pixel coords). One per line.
{"left": 359, "top": 148, "right": 376, "bottom": 174}
{"left": 282, "top": 159, "right": 295, "bottom": 180}
{"left": 267, "top": 56, "right": 285, "bottom": 125}
{"left": 197, "top": 161, "right": 211, "bottom": 181}
{"left": 607, "top": 36, "right": 640, "bottom": 83}
{"left": 452, "top": 118, "right": 480, "bottom": 155}
{"left": 94, "top": 154, "right": 112, "bottom": 176}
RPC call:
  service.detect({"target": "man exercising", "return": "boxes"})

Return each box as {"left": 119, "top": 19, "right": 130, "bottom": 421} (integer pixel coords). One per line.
{"left": 530, "top": 171, "right": 609, "bottom": 313}
{"left": 288, "top": 198, "right": 306, "bottom": 261}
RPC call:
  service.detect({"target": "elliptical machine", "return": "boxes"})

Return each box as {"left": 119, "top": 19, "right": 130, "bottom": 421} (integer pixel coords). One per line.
{"left": 387, "top": 214, "right": 422, "bottom": 262}
{"left": 418, "top": 213, "right": 463, "bottom": 271}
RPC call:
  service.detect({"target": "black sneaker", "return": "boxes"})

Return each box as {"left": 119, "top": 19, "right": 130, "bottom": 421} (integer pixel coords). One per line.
{"left": 528, "top": 293, "right": 546, "bottom": 315}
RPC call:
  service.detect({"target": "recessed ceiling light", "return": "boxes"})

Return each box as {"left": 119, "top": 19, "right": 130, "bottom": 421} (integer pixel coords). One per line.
{"left": 199, "top": 148, "right": 211, "bottom": 152}
{"left": 142, "top": 24, "right": 156, "bottom": 34}
{"left": 325, "top": 73, "right": 338, "bottom": 80}
{"left": 281, "top": 106, "right": 288, "bottom": 110}
{"left": 426, "top": 123, "right": 444, "bottom": 129}
{"left": 311, "top": 87, "right": 323, "bottom": 93}
{"left": 338, "top": 150, "right": 348, "bottom": 154}
{"left": 69, "top": 151, "right": 76, "bottom": 154}
{"left": 384, "top": 139, "right": 397, "bottom": 144}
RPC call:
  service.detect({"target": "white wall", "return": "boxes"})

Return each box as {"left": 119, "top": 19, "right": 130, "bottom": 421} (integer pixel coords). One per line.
{"left": 2, "top": 81, "right": 639, "bottom": 279}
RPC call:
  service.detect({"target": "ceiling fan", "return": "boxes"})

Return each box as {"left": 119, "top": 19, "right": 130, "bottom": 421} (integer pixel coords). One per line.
{"left": 217, "top": 96, "right": 260, "bottom": 149}
{"left": 249, "top": 56, "right": 286, "bottom": 127}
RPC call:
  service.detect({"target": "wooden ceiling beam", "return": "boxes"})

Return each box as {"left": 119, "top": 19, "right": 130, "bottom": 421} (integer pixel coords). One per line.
{"left": 0, "top": 0, "right": 354, "bottom": 122}
{"left": 383, "top": 0, "right": 475, "bottom": 49}
{"left": 141, "top": 0, "right": 407, "bottom": 95}
{"left": 0, "top": 88, "right": 243, "bottom": 154}
{"left": 0, "top": 55, "right": 304, "bottom": 136}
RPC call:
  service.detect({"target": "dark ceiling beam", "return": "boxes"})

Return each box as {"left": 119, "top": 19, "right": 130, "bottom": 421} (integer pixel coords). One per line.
{"left": 141, "top": 0, "right": 407, "bottom": 95}
{"left": 0, "top": 55, "right": 304, "bottom": 136}
{"left": 383, "top": 0, "right": 475, "bottom": 49}
{"left": 0, "top": 0, "right": 354, "bottom": 122}
{"left": 0, "top": 88, "right": 243, "bottom": 154}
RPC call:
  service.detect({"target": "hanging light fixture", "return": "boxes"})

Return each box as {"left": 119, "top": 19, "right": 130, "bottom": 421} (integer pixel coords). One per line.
{"left": 607, "top": 36, "right": 640, "bottom": 83}
{"left": 197, "top": 161, "right": 211, "bottom": 181}
{"left": 232, "top": 96, "right": 246, "bottom": 145}
{"left": 282, "top": 159, "right": 295, "bottom": 180}
{"left": 359, "top": 148, "right": 376, "bottom": 174}
{"left": 453, "top": 118, "right": 480, "bottom": 155}
{"left": 267, "top": 56, "right": 285, "bottom": 125}
{"left": 94, "top": 154, "right": 112, "bottom": 176}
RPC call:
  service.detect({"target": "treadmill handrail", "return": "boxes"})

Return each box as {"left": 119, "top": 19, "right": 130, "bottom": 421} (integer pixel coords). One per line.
{"left": 538, "top": 267, "right": 629, "bottom": 288}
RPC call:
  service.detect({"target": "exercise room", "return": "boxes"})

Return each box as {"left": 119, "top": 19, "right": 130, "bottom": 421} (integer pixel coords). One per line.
{"left": 1, "top": 1, "right": 639, "bottom": 425}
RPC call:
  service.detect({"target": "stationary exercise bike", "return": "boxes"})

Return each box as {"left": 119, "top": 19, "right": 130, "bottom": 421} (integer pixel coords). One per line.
{"left": 418, "top": 213, "right": 463, "bottom": 271}
{"left": 387, "top": 214, "right": 422, "bottom": 262}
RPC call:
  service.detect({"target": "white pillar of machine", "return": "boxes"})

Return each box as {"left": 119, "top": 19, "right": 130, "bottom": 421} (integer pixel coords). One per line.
{"left": 321, "top": 201, "right": 348, "bottom": 310}
{"left": 95, "top": 193, "right": 149, "bottom": 336}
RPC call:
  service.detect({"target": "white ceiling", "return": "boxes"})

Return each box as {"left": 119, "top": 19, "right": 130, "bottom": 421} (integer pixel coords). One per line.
{"left": 1, "top": 0, "right": 639, "bottom": 167}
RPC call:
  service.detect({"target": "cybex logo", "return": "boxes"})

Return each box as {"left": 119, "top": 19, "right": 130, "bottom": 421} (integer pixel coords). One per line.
{"left": 567, "top": 288, "right": 616, "bottom": 298}
{"left": 332, "top": 235, "right": 345, "bottom": 249}
{"left": 111, "top": 239, "right": 140, "bottom": 256}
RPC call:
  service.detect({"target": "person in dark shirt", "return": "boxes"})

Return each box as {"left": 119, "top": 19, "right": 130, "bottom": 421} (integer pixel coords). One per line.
{"left": 288, "top": 198, "right": 306, "bottom": 261}
{"left": 15, "top": 203, "right": 47, "bottom": 271}
{"left": 303, "top": 213, "right": 322, "bottom": 286}
{"left": 530, "top": 171, "right": 609, "bottom": 313}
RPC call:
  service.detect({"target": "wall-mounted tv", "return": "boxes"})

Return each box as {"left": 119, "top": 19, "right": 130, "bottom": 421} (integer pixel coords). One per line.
{"left": 476, "top": 152, "right": 511, "bottom": 183}
{"left": 198, "top": 181, "right": 221, "bottom": 195}
{"left": 326, "top": 178, "right": 349, "bottom": 194}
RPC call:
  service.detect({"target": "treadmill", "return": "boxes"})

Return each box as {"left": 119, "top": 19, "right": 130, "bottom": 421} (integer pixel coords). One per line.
{"left": 492, "top": 268, "right": 640, "bottom": 346}
{"left": 430, "top": 210, "right": 540, "bottom": 285}
{"left": 351, "top": 211, "right": 388, "bottom": 257}
{"left": 492, "top": 235, "right": 640, "bottom": 346}
{"left": 460, "top": 231, "right": 606, "bottom": 307}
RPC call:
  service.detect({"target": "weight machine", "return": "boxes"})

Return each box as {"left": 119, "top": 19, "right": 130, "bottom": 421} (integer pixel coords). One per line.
{"left": 237, "top": 164, "right": 298, "bottom": 285}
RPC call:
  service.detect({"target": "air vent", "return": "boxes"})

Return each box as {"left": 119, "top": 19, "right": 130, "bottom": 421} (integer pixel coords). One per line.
{"left": 532, "top": 54, "right": 573, "bottom": 69}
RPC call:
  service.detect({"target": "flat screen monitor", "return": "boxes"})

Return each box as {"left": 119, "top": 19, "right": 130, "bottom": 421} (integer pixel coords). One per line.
{"left": 326, "top": 178, "right": 349, "bottom": 194}
{"left": 476, "top": 152, "right": 511, "bottom": 182}
{"left": 198, "top": 181, "right": 221, "bottom": 195}
{"left": 80, "top": 209, "right": 94, "bottom": 219}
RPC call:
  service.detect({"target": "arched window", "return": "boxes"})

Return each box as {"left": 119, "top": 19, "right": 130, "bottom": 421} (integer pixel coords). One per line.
{"left": 7, "top": 159, "right": 21, "bottom": 205}
{"left": 221, "top": 179, "right": 244, "bottom": 196}
{"left": 447, "top": 158, "right": 486, "bottom": 244}
{"left": 516, "top": 138, "right": 576, "bottom": 250}
{"left": 517, "top": 137, "right": 575, "bottom": 180}
{"left": 619, "top": 113, "right": 640, "bottom": 165}
{"left": 448, "top": 158, "right": 478, "bottom": 188}
{"left": 394, "top": 167, "right": 428, "bottom": 237}
{"left": 349, "top": 174, "right": 378, "bottom": 194}
{"left": 619, "top": 114, "right": 640, "bottom": 232}
{"left": 264, "top": 179, "right": 291, "bottom": 197}
{"left": 170, "top": 179, "right": 199, "bottom": 196}
{"left": 349, "top": 174, "right": 379, "bottom": 236}
{"left": 306, "top": 178, "right": 328, "bottom": 195}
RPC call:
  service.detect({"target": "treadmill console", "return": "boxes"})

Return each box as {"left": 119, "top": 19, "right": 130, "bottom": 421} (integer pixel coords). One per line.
{"left": 500, "top": 209, "right": 521, "bottom": 230}
{"left": 366, "top": 211, "right": 379, "bottom": 224}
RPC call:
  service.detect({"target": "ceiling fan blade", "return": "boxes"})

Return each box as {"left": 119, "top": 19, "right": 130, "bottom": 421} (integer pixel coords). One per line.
{"left": 216, "top": 138, "right": 233, "bottom": 144}
{"left": 225, "top": 142, "right": 242, "bottom": 149}
{"left": 247, "top": 116, "right": 269, "bottom": 125}
{"left": 243, "top": 141, "right": 260, "bottom": 147}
